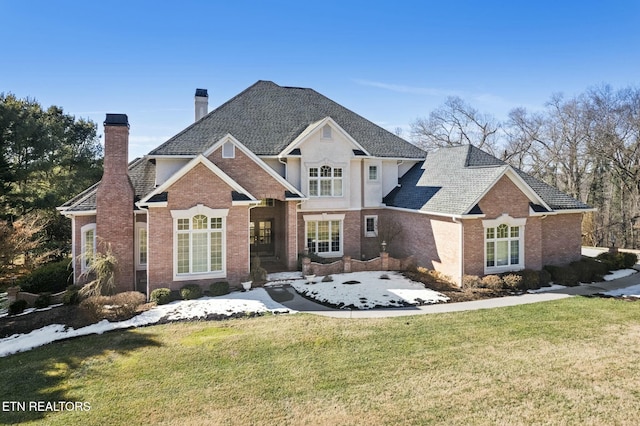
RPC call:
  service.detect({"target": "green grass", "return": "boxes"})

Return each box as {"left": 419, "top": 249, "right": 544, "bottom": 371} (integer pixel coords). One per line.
{"left": 1, "top": 297, "right": 640, "bottom": 425}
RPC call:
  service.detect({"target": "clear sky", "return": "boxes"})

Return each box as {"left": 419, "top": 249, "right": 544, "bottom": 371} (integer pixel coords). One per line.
{"left": 2, "top": 1, "right": 639, "bottom": 159}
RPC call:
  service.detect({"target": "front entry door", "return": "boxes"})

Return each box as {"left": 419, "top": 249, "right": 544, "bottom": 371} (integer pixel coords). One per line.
{"left": 250, "top": 220, "right": 274, "bottom": 256}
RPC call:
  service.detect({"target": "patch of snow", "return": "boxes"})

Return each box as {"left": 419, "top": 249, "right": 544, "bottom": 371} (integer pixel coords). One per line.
{"left": 581, "top": 247, "right": 608, "bottom": 258}
{"left": 527, "top": 284, "right": 568, "bottom": 293}
{"left": 0, "top": 288, "right": 294, "bottom": 358}
{"left": 266, "top": 271, "right": 303, "bottom": 281}
{"left": 288, "top": 271, "right": 448, "bottom": 309}
{"left": 604, "top": 284, "right": 640, "bottom": 298}
{"left": 603, "top": 269, "right": 637, "bottom": 281}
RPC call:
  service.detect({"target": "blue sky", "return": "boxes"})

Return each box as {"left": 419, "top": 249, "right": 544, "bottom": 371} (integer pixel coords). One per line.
{"left": 2, "top": 1, "right": 639, "bottom": 159}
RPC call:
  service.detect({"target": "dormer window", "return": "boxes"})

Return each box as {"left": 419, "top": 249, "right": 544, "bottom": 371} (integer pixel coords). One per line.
{"left": 322, "top": 124, "right": 332, "bottom": 139}
{"left": 222, "top": 141, "right": 235, "bottom": 158}
{"left": 309, "top": 165, "right": 343, "bottom": 197}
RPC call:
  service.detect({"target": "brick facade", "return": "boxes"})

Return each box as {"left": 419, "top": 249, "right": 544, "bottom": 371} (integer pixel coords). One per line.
{"left": 147, "top": 163, "right": 250, "bottom": 292}
{"left": 95, "top": 120, "right": 135, "bottom": 292}
{"left": 208, "top": 146, "right": 289, "bottom": 200}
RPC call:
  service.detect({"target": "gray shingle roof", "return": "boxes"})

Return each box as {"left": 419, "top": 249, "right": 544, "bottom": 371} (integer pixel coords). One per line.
{"left": 60, "top": 157, "right": 156, "bottom": 213}
{"left": 384, "top": 144, "right": 591, "bottom": 215}
{"left": 149, "top": 80, "right": 425, "bottom": 158}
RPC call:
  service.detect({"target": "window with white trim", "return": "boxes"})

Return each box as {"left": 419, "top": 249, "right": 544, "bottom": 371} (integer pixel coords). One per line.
{"left": 322, "top": 124, "right": 332, "bottom": 139}
{"left": 309, "top": 165, "right": 343, "bottom": 197}
{"left": 364, "top": 215, "right": 378, "bottom": 237}
{"left": 485, "top": 223, "right": 523, "bottom": 271}
{"left": 136, "top": 222, "right": 147, "bottom": 269}
{"left": 368, "top": 165, "right": 378, "bottom": 181}
{"left": 222, "top": 141, "right": 235, "bottom": 158}
{"left": 306, "top": 219, "right": 342, "bottom": 255}
{"left": 80, "top": 223, "right": 96, "bottom": 272}
{"left": 172, "top": 206, "right": 228, "bottom": 279}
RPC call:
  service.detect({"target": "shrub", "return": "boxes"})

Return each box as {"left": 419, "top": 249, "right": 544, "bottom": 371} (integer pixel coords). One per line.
{"left": 63, "top": 285, "right": 82, "bottom": 305}
{"left": 538, "top": 268, "right": 551, "bottom": 287}
{"left": 481, "top": 275, "right": 504, "bottom": 290}
{"left": 520, "top": 269, "right": 540, "bottom": 290}
{"left": 78, "top": 244, "right": 118, "bottom": 298}
{"left": 570, "top": 258, "right": 607, "bottom": 283}
{"left": 110, "top": 292, "right": 146, "bottom": 319}
{"left": 17, "top": 260, "right": 72, "bottom": 294}
{"left": 544, "top": 265, "right": 579, "bottom": 286}
{"left": 80, "top": 296, "right": 109, "bottom": 321}
{"left": 209, "top": 281, "right": 230, "bottom": 296}
{"left": 34, "top": 293, "right": 52, "bottom": 309}
{"left": 596, "top": 251, "right": 639, "bottom": 270}
{"left": 150, "top": 288, "right": 172, "bottom": 305}
{"left": 462, "top": 275, "right": 482, "bottom": 288}
{"left": 501, "top": 273, "right": 523, "bottom": 290}
{"left": 180, "top": 284, "right": 202, "bottom": 300}
{"left": 621, "top": 252, "right": 638, "bottom": 268}
{"left": 80, "top": 292, "right": 146, "bottom": 321}
{"left": 8, "top": 299, "right": 28, "bottom": 315}
{"left": 322, "top": 275, "right": 334, "bottom": 282}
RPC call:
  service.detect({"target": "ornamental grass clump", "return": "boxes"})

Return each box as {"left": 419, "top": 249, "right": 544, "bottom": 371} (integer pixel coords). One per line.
{"left": 77, "top": 243, "right": 118, "bottom": 298}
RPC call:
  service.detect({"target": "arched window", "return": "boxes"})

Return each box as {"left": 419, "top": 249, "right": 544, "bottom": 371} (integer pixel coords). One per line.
{"left": 80, "top": 223, "right": 96, "bottom": 272}
{"left": 483, "top": 215, "right": 526, "bottom": 273}
{"left": 172, "top": 206, "right": 228, "bottom": 279}
{"left": 308, "top": 165, "right": 343, "bottom": 197}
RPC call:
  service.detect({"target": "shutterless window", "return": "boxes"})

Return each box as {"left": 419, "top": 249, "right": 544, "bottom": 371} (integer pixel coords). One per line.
{"left": 486, "top": 224, "right": 520, "bottom": 268}
{"left": 364, "top": 216, "right": 378, "bottom": 237}
{"left": 368, "top": 165, "right": 378, "bottom": 181}
{"left": 222, "top": 141, "right": 235, "bottom": 158}
{"left": 309, "top": 165, "right": 343, "bottom": 197}
{"left": 177, "top": 214, "right": 224, "bottom": 274}
{"left": 322, "top": 124, "right": 332, "bottom": 139}
{"left": 306, "top": 220, "right": 342, "bottom": 254}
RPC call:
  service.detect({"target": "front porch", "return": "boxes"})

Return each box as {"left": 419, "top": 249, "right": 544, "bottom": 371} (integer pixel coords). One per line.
{"left": 249, "top": 199, "right": 298, "bottom": 271}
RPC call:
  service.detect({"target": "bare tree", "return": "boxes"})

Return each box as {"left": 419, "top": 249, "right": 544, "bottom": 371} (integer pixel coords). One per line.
{"left": 410, "top": 96, "right": 501, "bottom": 154}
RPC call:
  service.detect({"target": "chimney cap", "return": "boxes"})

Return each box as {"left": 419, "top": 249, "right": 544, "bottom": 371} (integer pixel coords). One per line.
{"left": 195, "top": 88, "right": 208, "bottom": 98}
{"left": 104, "top": 114, "right": 129, "bottom": 127}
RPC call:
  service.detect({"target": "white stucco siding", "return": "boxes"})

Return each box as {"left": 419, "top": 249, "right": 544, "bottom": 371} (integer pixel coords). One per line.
{"left": 363, "top": 159, "right": 383, "bottom": 207}
{"left": 299, "top": 125, "right": 354, "bottom": 211}
{"left": 380, "top": 160, "right": 397, "bottom": 198}
{"left": 286, "top": 157, "right": 301, "bottom": 189}
{"left": 262, "top": 158, "right": 286, "bottom": 178}
{"left": 155, "top": 158, "right": 191, "bottom": 186}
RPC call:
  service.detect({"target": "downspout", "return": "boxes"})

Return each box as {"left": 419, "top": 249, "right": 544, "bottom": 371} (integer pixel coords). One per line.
{"left": 145, "top": 211, "right": 150, "bottom": 299}
{"left": 71, "top": 216, "right": 76, "bottom": 284}
{"left": 278, "top": 156, "right": 288, "bottom": 180}
{"left": 452, "top": 217, "right": 464, "bottom": 287}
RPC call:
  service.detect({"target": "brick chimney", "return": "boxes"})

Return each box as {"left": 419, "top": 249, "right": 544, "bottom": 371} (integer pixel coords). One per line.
{"left": 195, "top": 88, "right": 208, "bottom": 121}
{"left": 96, "top": 114, "right": 135, "bottom": 293}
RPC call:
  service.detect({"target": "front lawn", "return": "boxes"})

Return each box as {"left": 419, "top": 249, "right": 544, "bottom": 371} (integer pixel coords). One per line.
{"left": 1, "top": 297, "right": 639, "bottom": 425}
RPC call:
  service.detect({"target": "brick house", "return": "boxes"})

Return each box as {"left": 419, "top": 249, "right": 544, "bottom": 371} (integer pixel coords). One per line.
{"left": 59, "top": 81, "right": 592, "bottom": 293}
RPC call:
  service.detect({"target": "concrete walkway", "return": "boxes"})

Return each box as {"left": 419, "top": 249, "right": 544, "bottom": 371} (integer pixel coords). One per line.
{"left": 264, "top": 269, "right": 640, "bottom": 319}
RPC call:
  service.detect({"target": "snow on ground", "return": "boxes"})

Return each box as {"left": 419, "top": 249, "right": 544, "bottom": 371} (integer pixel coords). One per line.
{"left": 287, "top": 271, "right": 449, "bottom": 309}
{"left": 0, "top": 288, "right": 294, "bottom": 358}
{"left": 527, "top": 284, "right": 568, "bottom": 293}
{"left": 603, "top": 269, "right": 637, "bottom": 281}
{"left": 605, "top": 284, "right": 640, "bottom": 298}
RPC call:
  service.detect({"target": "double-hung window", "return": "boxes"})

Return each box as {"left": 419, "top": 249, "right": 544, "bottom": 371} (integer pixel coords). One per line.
{"left": 309, "top": 165, "right": 343, "bottom": 197}
{"left": 172, "top": 206, "right": 227, "bottom": 279}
